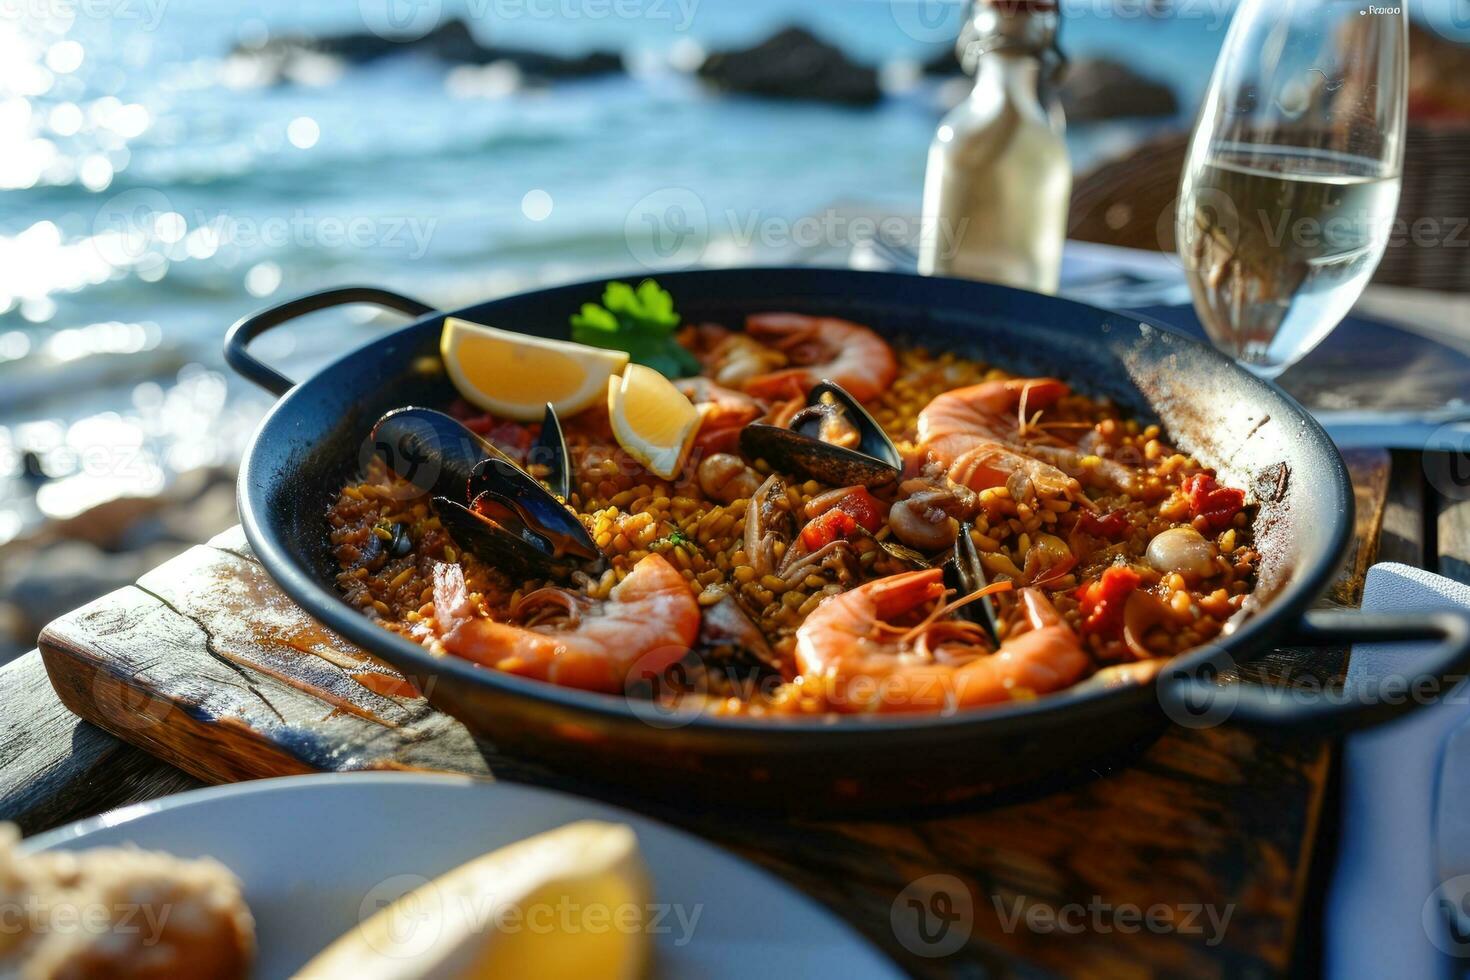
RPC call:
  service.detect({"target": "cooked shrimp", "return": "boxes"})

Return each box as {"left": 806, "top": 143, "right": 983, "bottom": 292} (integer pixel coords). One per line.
{"left": 795, "top": 569, "right": 1089, "bottom": 713}
{"left": 741, "top": 313, "right": 898, "bottom": 403}
{"left": 431, "top": 554, "right": 700, "bottom": 694}
{"left": 916, "top": 378, "right": 1087, "bottom": 498}
{"left": 684, "top": 324, "right": 789, "bottom": 389}
{"left": 697, "top": 452, "right": 761, "bottom": 503}
{"left": 676, "top": 377, "right": 762, "bottom": 456}
{"left": 917, "top": 378, "right": 1069, "bottom": 464}
{"left": 948, "top": 443, "right": 1082, "bottom": 499}
{"left": 1027, "top": 443, "right": 1144, "bottom": 497}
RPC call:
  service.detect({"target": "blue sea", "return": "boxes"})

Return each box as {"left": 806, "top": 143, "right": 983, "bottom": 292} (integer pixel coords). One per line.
{"left": 0, "top": 0, "right": 1241, "bottom": 532}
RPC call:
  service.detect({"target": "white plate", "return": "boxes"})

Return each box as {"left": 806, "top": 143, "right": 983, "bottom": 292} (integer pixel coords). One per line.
{"left": 21, "top": 773, "right": 902, "bottom": 980}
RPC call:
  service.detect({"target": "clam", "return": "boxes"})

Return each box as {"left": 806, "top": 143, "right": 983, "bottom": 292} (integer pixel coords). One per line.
{"left": 369, "top": 406, "right": 600, "bottom": 576}
{"left": 738, "top": 380, "right": 901, "bottom": 488}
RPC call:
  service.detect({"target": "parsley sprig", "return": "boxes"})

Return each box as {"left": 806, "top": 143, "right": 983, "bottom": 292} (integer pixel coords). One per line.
{"left": 570, "top": 280, "right": 699, "bottom": 379}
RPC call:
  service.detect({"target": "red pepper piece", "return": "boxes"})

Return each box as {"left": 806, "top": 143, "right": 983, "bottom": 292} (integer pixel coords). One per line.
{"left": 1077, "top": 566, "right": 1142, "bottom": 637}
{"left": 1076, "top": 508, "right": 1130, "bottom": 539}
{"left": 801, "top": 508, "right": 859, "bottom": 550}
{"left": 1181, "top": 473, "right": 1246, "bottom": 533}
{"left": 835, "top": 488, "right": 885, "bottom": 533}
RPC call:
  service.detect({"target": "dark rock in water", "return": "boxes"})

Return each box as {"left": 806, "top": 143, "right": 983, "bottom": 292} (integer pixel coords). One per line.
{"left": 919, "top": 48, "right": 1180, "bottom": 123}
{"left": 454, "top": 44, "right": 622, "bottom": 79}
{"left": 1059, "top": 59, "right": 1179, "bottom": 122}
{"left": 698, "top": 27, "right": 881, "bottom": 106}
{"left": 232, "top": 17, "right": 623, "bottom": 82}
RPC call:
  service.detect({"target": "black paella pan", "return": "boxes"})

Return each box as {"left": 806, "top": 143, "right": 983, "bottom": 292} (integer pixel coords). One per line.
{"left": 226, "top": 269, "right": 1470, "bottom": 812}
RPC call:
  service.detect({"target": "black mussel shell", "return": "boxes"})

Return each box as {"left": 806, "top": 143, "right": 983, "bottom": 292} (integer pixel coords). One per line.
{"left": 529, "top": 402, "right": 571, "bottom": 502}
{"left": 739, "top": 380, "right": 901, "bottom": 488}
{"left": 467, "top": 456, "right": 599, "bottom": 563}
{"left": 371, "top": 405, "right": 598, "bottom": 570}
{"left": 943, "top": 521, "right": 1001, "bottom": 644}
{"left": 434, "top": 497, "right": 572, "bottom": 578}
{"left": 354, "top": 521, "right": 412, "bottom": 571}
{"left": 807, "top": 381, "right": 901, "bottom": 470}
{"left": 369, "top": 407, "right": 511, "bottom": 501}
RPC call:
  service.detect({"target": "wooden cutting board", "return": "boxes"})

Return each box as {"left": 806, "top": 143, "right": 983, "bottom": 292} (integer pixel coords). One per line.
{"left": 35, "top": 450, "right": 1392, "bottom": 978}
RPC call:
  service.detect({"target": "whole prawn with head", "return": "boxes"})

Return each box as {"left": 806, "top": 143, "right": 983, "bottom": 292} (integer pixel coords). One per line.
{"left": 794, "top": 568, "right": 1089, "bottom": 714}
{"left": 731, "top": 313, "right": 899, "bottom": 405}
{"left": 917, "top": 378, "right": 1138, "bottom": 501}
{"left": 431, "top": 553, "right": 700, "bottom": 695}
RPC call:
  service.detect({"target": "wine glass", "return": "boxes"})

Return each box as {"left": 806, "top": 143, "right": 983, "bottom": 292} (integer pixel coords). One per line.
{"left": 1176, "top": 0, "right": 1408, "bottom": 377}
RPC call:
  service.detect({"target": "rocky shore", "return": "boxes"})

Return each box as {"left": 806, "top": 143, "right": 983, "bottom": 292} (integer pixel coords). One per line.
{"left": 0, "top": 468, "right": 240, "bottom": 666}
{"left": 696, "top": 27, "right": 881, "bottom": 106}
{"left": 230, "top": 18, "right": 624, "bottom": 85}
{"left": 228, "top": 18, "right": 1187, "bottom": 118}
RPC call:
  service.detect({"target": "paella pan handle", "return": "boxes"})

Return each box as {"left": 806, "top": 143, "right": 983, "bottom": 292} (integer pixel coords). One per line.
{"left": 224, "top": 286, "right": 435, "bottom": 396}
{"left": 1157, "top": 608, "right": 1470, "bottom": 734}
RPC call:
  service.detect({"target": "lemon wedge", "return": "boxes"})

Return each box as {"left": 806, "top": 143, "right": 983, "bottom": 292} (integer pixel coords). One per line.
{"left": 295, "top": 821, "right": 651, "bottom": 980}
{"left": 441, "top": 317, "right": 628, "bottom": 421}
{"left": 607, "top": 364, "right": 700, "bottom": 481}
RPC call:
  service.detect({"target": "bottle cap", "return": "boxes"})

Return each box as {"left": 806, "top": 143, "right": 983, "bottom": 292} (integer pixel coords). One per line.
{"left": 959, "top": 0, "right": 1063, "bottom": 71}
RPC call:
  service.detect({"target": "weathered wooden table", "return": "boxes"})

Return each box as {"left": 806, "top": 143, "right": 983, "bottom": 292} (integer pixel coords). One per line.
{"left": 2, "top": 448, "right": 1466, "bottom": 978}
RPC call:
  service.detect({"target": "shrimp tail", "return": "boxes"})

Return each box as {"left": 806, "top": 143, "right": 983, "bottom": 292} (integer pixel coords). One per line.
{"left": 431, "top": 561, "right": 474, "bottom": 634}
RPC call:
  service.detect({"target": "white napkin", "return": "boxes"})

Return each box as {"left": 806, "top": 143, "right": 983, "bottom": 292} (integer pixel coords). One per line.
{"left": 1326, "top": 562, "right": 1470, "bottom": 980}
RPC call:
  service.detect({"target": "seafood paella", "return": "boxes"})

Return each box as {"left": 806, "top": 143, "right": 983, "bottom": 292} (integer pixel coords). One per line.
{"left": 328, "top": 280, "right": 1256, "bottom": 716}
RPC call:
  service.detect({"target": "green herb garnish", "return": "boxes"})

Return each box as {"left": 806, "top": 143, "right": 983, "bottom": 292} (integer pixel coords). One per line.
{"left": 655, "top": 528, "right": 696, "bottom": 551}
{"left": 571, "top": 279, "right": 699, "bottom": 378}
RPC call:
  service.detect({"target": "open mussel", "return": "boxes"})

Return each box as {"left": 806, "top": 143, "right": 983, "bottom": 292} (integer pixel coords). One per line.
{"left": 942, "top": 521, "right": 1001, "bottom": 645}
{"left": 739, "top": 380, "right": 901, "bottom": 488}
{"left": 369, "top": 406, "right": 600, "bottom": 576}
